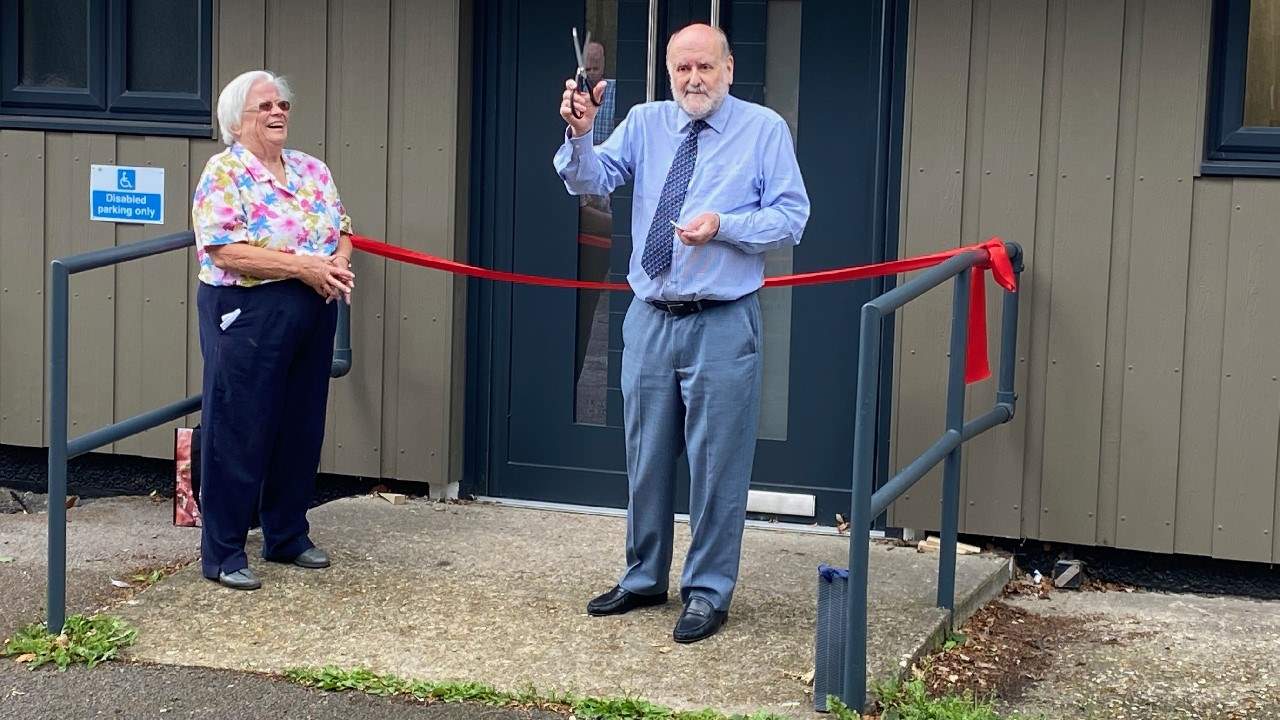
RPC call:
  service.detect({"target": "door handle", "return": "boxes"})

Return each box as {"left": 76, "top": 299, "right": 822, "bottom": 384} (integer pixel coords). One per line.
{"left": 646, "top": 0, "right": 658, "bottom": 102}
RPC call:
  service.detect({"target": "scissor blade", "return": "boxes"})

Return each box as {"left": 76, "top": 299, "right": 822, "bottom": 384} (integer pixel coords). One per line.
{"left": 572, "top": 27, "right": 587, "bottom": 68}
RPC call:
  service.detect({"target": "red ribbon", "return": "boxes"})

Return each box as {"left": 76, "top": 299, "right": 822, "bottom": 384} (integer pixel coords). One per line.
{"left": 350, "top": 235, "right": 1016, "bottom": 384}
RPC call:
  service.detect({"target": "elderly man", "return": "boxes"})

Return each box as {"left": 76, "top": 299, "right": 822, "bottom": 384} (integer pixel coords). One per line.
{"left": 582, "top": 40, "right": 616, "bottom": 142}
{"left": 554, "top": 23, "right": 809, "bottom": 643}
{"left": 573, "top": 39, "right": 618, "bottom": 393}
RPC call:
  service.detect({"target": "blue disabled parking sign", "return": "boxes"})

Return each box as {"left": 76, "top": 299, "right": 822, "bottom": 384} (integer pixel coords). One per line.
{"left": 90, "top": 164, "right": 164, "bottom": 224}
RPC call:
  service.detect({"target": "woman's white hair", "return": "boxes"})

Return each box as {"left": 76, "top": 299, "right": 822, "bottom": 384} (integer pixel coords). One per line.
{"left": 216, "top": 70, "right": 293, "bottom": 145}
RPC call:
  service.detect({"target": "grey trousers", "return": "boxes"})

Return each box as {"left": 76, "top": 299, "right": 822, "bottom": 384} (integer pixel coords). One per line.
{"left": 618, "top": 294, "right": 764, "bottom": 611}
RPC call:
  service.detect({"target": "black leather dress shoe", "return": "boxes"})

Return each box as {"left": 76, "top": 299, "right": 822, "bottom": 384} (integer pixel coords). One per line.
{"left": 292, "top": 547, "right": 330, "bottom": 569}
{"left": 586, "top": 585, "right": 668, "bottom": 616}
{"left": 268, "top": 547, "right": 331, "bottom": 569}
{"left": 217, "top": 568, "right": 262, "bottom": 591}
{"left": 673, "top": 596, "right": 728, "bottom": 643}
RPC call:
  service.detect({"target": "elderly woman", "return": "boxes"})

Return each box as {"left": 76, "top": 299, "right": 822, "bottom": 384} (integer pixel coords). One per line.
{"left": 191, "top": 70, "right": 355, "bottom": 591}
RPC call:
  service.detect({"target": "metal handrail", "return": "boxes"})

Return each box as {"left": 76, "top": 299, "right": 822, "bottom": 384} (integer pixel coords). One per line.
{"left": 45, "top": 231, "right": 352, "bottom": 631}
{"left": 839, "top": 240, "right": 1024, "bottom": 711}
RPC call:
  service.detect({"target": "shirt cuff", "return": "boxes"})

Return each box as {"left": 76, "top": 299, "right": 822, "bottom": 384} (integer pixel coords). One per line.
{"left": 715, "top": 212, "right": 742, "bottom": 244}
{"left": 566, "top": 126, "right": 595, "bottom": 154}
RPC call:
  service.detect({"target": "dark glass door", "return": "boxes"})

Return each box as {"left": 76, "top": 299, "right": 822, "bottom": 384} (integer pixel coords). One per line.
{"left": 469, "top": 0, "right": 906, "bottom": 524}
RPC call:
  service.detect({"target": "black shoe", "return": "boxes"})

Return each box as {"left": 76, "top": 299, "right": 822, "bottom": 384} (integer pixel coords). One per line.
{"left": 291, "top": 547, "right": 330, "bottom": 569}
{"left": 586, "top": 585, "right": 668, "bottom": 616}
{"left": 267, "top": 546, "right": 331, "bottom": 569}
{"left": 217, "top": 568, "right": 262, "bottom": 591}
{"left": 673, "top": 596, "right": 727, "bottom": 643}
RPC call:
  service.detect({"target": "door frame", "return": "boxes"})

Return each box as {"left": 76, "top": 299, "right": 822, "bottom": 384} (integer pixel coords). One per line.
{"left": 463, "top": 0, "right": 911, "bottom": 523}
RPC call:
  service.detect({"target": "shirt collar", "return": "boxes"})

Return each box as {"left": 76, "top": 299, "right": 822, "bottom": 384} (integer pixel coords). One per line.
{"left": 230, "top": 142, "right": 299, "bottom": 190}
{"left": 677, "top": 93, "right": 733, "bottom": 134}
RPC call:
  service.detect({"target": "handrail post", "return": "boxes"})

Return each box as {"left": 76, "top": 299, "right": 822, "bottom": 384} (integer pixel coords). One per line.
{"left": 331, "top": 299, "right": 352, "bottom": 378}
{"left": 43, "top": 230, "right": 356, "bottom": 635}
{"left": 936, "top": 268, "right": 971, "bottom": 611}
{"left": 47, "top": 260, "right": 70, "bottom": 633}
{"left": 840, "top": 303, "right": 882, "bottom": 711}
{"left": 996, "top": 242, "right": 1024, "bottom": 410}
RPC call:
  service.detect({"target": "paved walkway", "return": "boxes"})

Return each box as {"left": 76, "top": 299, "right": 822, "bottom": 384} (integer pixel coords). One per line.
{"left": 1001, "top": 590, "right": 1280, "bottom": 719}
{"left": 111, "top": 498, "right": 1008, "bottom": 716}
{"left": 0, "top": 494, "right": 198, "bottom": 643}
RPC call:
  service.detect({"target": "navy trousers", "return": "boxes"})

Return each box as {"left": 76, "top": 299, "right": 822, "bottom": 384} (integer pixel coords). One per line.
{"left": 196, "top": 279, "right": 337, "bottom": 579}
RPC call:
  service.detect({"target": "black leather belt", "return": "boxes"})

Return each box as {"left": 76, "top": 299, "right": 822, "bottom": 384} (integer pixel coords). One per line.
{"left": 648, "top": 298, "right": 730, "bottom": 317}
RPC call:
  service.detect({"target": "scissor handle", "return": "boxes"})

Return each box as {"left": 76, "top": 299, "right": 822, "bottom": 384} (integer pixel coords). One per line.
{"left": 575, "top": 73, "right": 604, "bottom": 107}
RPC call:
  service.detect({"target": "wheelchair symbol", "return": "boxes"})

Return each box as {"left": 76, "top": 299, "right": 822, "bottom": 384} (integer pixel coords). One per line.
{"left": 117, "top": 169, "right": 135, "bottom": 190}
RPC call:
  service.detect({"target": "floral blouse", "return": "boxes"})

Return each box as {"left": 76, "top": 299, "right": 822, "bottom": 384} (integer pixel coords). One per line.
{"left": 192, "top": 143, "right": 353, "bottom": 287}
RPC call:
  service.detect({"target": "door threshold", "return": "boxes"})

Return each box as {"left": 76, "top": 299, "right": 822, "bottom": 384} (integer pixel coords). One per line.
{"left": 473, "top": 496, "right": 885, "bottom": 538}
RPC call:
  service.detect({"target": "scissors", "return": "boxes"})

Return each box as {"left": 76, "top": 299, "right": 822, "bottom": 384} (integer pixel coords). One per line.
{"left": 570, "top": 27, "right": 604, "bottom": 120}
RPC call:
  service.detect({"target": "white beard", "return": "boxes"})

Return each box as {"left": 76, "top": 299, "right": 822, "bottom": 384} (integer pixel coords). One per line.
{"left": 672, "top": 83, "right": 728, "bottom": 120}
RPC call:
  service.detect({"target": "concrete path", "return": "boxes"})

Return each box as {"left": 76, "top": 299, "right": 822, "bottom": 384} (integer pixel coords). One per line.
{"left": 1001, "top": 590, "right": 1280, "bottom": 719}
{"left": 112, "top": 498, "right": 1009, "bottom": 717}
{"left": 0, "top": 494, "right": 199, "bottom": 642}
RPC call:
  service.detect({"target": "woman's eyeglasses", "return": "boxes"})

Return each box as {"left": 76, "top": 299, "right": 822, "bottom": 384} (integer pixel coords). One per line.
{"left": 247, "top": 99, "right": 291, "bottom": 113}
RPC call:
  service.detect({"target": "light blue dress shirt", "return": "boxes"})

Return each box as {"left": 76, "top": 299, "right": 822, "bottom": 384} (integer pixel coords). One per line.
{"left": 554, "top": 93, "right": 810, "bottom": 302}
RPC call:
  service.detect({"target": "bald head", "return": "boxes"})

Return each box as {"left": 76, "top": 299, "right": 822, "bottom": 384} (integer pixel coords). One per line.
{"left": 665, "top": 23, "right": 734, "bottom": 120}
{"left": 584, "top": 41, "right": 606, "bottom": 85}
{"left": 666, "top": 23, "right": 731, "bottom": 63}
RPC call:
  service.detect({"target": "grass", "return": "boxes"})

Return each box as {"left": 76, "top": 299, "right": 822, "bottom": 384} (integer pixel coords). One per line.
{"left": 825, "top": 678, "right": 1040, "bottom": 720}
{"left": 120, "top": 559, "right": 189, "bottom": 590}
{"left": 285, "top": 666, "right": 786, "bottom": 720}
{"left": 129, "top": 568, "right": 168, "bottom": 588}
{"left": 2, "top": 614, "right": 137, "bottom": 670}
{"left": 288, "top": 666, "right": 1047, "bottom": 720}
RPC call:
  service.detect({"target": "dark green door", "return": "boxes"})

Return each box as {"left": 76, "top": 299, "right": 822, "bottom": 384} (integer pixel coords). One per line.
{"left": 467, "top": 0, "right": 907, "bottom": 524}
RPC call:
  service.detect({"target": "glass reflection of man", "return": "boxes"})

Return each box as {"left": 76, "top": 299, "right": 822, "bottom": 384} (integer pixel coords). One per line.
{"left": 584, "top": 41, "right": 616, "bottom": 143}
{"left": 574, "top": 40, "right": 616, "bottom": 403}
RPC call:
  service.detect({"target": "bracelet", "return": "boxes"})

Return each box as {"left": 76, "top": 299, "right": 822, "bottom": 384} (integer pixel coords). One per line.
{"left": 332, "top": 254, "right": 352, "bottom": 267}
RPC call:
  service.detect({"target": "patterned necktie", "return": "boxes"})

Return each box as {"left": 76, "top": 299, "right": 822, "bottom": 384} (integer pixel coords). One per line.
{"left": 641, "top": 119, "right": 709, "bottom": 278}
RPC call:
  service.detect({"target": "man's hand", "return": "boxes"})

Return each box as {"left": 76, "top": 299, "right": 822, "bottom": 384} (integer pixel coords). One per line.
{"left": 675, "top": 212, "right": 720, "bottom": 246}
{"left": 560, "top": 78, "right": 606, "bottom": 138}
{"left": 296, "top": 254, "right": 355, "bottom": 304}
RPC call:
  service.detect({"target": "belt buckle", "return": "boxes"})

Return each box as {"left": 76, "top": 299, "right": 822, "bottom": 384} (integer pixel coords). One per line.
{"left": 652, "top": 299, "right": 701, "bottom": 316}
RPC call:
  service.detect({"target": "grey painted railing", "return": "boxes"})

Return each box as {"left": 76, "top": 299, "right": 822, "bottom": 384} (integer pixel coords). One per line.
{"left": 45, "top": 231, "right": 352, "bottom": 632}
{"left": 838, "top": 240, "right": 1024, "bottom": 711}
